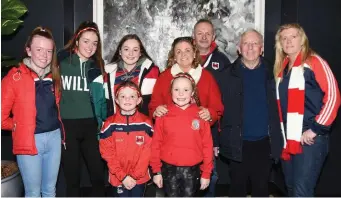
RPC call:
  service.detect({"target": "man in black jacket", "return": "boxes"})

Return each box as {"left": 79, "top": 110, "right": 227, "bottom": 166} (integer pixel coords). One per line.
{"left": 192, "top": 18, "right": 231, "bottom": 197}
{"left": 217, "top": 29, "right": 283, "bottom": 197}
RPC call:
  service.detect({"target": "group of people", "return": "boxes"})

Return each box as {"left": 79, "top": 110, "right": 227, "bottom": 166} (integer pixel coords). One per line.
{"left": 1, "top": 18, "right": 340, "bottom": 198}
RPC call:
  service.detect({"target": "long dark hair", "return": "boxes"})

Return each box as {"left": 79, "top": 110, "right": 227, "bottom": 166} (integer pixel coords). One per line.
{"left": 24, "top": 26, "right": 61, "bottom": 93}
{"left": 170, "top": 72, "right": 201, "bottom": 106}
{"left": 110, "top": 34, "right": 152, "bottom": 63}
{"left": 167, "top": 36, "right": 201, "bottom": 69}
{"left": 64, "top": 21, "right": 104, "bottom": 74}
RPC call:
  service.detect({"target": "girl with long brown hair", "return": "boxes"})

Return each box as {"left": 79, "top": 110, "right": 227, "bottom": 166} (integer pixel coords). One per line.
{"left": 58, "top": 21, "right": 106, "bottom": 197}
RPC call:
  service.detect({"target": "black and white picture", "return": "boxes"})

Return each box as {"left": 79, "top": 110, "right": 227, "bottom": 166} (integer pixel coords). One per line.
{"left": 95, "top": 0, "right": 264, "bottom": 69}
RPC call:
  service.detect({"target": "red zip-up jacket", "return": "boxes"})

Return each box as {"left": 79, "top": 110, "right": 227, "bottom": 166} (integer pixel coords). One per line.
{"left": 148, "top": 67, "right": 223, "bottom": 125}
{"left": 99, "top": 111, "right": 153, "bottom": 186}
{"left": 1, "top": 63, "right": 65, "bottom": 155}
{"left": 150, "top": 104, "right": 213, "bottom": 179}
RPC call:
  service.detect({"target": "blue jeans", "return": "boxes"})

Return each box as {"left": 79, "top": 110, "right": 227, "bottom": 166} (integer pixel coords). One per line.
{"left": 281, "top": 134, "right": 329, "bottom": 197}
{"left": 114, "top": 183, "right": 146, "bottom": 197}
{"left": 204, "top": 156, "right": 218, "bottom": 197}
{"left": 17, "top": 129, "right": 61, "bottom": 197}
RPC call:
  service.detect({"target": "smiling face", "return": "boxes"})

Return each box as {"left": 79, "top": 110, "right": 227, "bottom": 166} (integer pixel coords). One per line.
{"left": 26, "top": 35, "right": 54, "bottom": 71}
{"left": 174, "top": 41, "right": 195, "bottom": 71}
{"left": 76, "top": 31, "right": 98, "bottom": 60}
{"left": 120, "top": 39, "right": 141, "bottom": 67}
{"left": 279, "top": 27, "right": 303, "bottom": 58}
{"left": 238, "top": 31, "right": 263, "bottom": 63}
{"left": 171, "top": 77, "right": 194, "bottom": 109}
{"left": 193, "top": 22, "right": 215, "bottom": 54}
{"left": 115, "top": 87, "right": 142, "bottom": 114}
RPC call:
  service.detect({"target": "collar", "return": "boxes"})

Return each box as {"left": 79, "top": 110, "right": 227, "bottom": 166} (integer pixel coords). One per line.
{"left": 170, "top": 63, "right": 202, "bottom": 84}
{"left": 23, "top": 58, "right": 51, "bottom": 78}
{"left": 206, "top": 41, "right": 217, "bottom": 55}
{"left": 283, "top": 51, "right": 303, "bottom": 68}
{"left": 118, "top": 109, "right": 138, "bottom": 121}
{"left": 105, "top": 57, "right": 152, "bottom": 74}
{"left": 70, "top": 53, "right": 93, "bottom": 66}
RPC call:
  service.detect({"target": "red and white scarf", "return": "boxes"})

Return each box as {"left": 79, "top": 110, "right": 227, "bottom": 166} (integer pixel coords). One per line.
{"left": 276, "top": 53, "right": 305, "bottom": 160}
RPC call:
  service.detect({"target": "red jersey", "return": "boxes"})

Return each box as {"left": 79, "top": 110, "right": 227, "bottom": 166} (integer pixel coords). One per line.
{"left": 99, "top": 111, "right": 153, "bottom": 186}
{"left": 150, "top": 104, "right": 213, "bottom": 179}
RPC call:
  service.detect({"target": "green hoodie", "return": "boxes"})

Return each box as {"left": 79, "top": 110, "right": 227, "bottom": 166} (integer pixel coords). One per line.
{"left": 59, "top": 53, "right": 94, "bottom": 119}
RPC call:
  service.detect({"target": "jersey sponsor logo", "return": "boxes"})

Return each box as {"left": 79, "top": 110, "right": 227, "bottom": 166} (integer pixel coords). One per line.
{"left": 136, "top": 136, "right": 144, "bottom": 145}
{"left": 212, "top": 62, "right": 219, "bottom": 70}
{"left": 191, "top": 119, "right": 200, "bottom": 130}
{"left": 61, "top": 75, "right": 89, "bottom": 91}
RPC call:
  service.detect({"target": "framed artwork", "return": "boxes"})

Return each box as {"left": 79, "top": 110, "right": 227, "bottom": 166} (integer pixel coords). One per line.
{"left": 94, "top": 0, "right": 265, "bottom": 69}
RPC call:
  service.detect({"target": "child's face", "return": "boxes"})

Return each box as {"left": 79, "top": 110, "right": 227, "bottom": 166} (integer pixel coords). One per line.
{"left": 115, "top": 87, "right": 142, "bottom": 114}
{"left": 171, "top": 77, "right": 194, "bottom": 109}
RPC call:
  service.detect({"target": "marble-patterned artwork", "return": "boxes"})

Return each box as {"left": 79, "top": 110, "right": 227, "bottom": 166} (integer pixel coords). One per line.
{"left": 103, "top": 0, "right": 257, "bottom": 70}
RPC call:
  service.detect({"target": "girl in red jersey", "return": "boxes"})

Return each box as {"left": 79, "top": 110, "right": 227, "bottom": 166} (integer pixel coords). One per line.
{"left": 99, "top": 81, "right": 153, "bottom": 197}
{"left": 150, "top": 73, "right": 213, "bottom": 197}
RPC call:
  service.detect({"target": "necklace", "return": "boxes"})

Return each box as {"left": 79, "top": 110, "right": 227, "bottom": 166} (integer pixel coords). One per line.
{"left": 120, "top": 64, "right": 139, "bottom": 81}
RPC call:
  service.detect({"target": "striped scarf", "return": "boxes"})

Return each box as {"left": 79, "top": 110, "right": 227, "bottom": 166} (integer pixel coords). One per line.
{"left": 275, "top": 53, "right": 304, "bottom": 160}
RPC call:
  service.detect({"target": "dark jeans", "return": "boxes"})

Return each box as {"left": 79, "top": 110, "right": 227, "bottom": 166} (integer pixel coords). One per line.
{"left": 114, "top": 183, "right": 146, "bottom": 197}
{"left": 229, "top": 137, "right": 271, "bottom": 197}
{"left": 281, "top": 134, "right": 329, "bottom": 197}
{"left": 162, "top": 161, "right": 201, "bottom": 197}
{"left": 61, "top": 118, "right": 105, "bottom": 197}
{"left": 203, "top": 156, "right": 218, "bottom": 197}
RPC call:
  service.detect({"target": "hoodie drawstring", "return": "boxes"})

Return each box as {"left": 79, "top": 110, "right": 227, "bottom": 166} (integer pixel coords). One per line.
{"left": 79, "top": 60, "right": 87, "bottom": 79}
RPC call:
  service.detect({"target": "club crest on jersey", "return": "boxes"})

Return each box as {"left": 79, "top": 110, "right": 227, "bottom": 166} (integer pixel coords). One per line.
{"left": 212, "top": 62, "right": 219, "bottom": 70}
{"left": 136, "top": 136, "right": 144, "bottom": 145}
{"left": 191, "top": 119, "right": 200, "bottom": 130}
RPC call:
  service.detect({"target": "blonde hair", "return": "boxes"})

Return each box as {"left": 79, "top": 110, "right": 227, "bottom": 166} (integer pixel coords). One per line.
{"left": 274, "top": 23, "right": 314, "bottom": 79}
{"left": 167, "top": 37, "right": 201, "bottom": 69}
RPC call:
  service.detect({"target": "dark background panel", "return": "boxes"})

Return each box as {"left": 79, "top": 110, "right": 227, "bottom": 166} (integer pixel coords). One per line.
{"left": 295, "top": 0, "right": 341, "bottom": 196}
{"left": 1, "top": 0, "right": 64, "bottom": 60}
{"left": 264, "top": 0, "right": 281, "bottom": 63}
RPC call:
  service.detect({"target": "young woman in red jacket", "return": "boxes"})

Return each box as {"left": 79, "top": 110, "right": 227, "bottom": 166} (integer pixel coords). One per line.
{"left": 1, "top": 27, "right": 63, "bottom": 197}
{"left": 99, "top": 81, "right": 153, "bottom": 197}
{"left": 150, "top": 73, "right": 213, "bottom": 197}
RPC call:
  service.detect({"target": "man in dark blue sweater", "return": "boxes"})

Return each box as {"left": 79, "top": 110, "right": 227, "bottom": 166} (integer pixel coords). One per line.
{"left": 217, "top": 29, "right": 283, "bottom": 197}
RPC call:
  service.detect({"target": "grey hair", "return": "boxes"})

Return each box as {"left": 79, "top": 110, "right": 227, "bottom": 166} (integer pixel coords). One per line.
{"left": 238, "top": 28, "right": 264, "bottom": 46}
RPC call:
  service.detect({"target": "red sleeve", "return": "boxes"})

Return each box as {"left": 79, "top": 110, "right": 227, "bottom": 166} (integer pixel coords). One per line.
{"left": 206, "top": 73, "right": 224, "bottom": 125}
{"left": 99, "top": 118, "right": 127, "bottom": 181}
{"left": 130, "top": 119, "right": 153, "bottom": 180}
{"left": 148, "top": 72, "right": 167, "bottom": 118}
{"left": 311, "top": 56, "right": 341, "bottom": 126}
{"left": 150, "top": 117, "right": 164, "bottom": 173}
{"left": 200, "top": 120, "right": 213, "bottom": 179}
{"left": 1, "top": 72, "right": 15, "bottom": 130}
